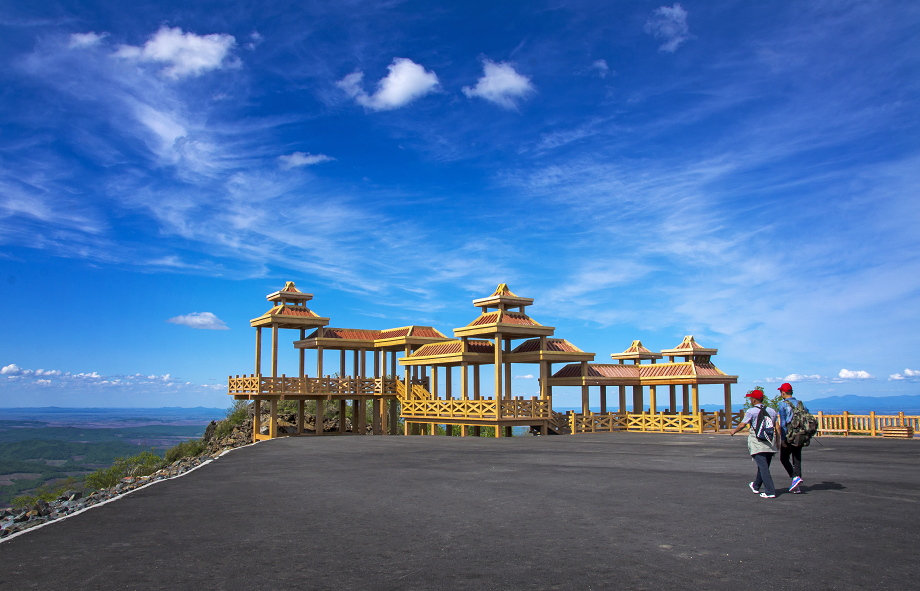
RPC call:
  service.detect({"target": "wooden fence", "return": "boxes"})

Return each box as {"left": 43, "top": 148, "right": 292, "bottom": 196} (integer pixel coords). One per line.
{"left": 817, "top": 411, "right": 919, "bottom": 437}
{"left": 568, "top": 410, "right": 742, "bottom": 434}
{"left": 228, "top": 374, "right": 401, "bottom": 397}
{"left": 401, "top": 396, "right": 550, "bottom": 421}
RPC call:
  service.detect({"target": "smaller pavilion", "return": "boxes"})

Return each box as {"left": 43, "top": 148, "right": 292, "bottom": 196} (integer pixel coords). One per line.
{"left": 548, "top": 336, "right": 738, "bottom": 423}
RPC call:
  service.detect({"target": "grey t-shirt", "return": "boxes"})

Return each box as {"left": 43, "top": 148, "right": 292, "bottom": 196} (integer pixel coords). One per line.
{"left": 742, "top": 404, "right": 778, "bottom": 455}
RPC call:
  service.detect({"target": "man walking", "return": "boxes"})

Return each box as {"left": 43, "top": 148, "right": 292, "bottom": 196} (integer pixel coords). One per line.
{"left": 728, "top": 389, "right": 781, "bottom": 498}
{"left": 777, "top": 382, "right": 804, "bottom": 493}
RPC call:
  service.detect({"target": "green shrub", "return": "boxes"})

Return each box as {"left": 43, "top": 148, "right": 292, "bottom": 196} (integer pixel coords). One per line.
{"left": 164, "top": 439, "right": 207, "bottom": 463}
{"left": 11, "top": 477, "right": 84, "bottom": 510}
{"left": 742, "top": 386, "right": 782, "bottom": 411}
{"left": 215, "top": 400, "right": 250, "bottom": 438}
{"left": 84, "top": 451, "right": 163, "bottom": 490}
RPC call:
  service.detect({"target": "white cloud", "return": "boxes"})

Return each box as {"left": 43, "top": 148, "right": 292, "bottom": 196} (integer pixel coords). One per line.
{"left": 904, "top": 368, "right": 920, "bottom": 377}
{"left": 336, "top": 58, "right": 439, "bottom": 111}
{"left": 278, "top": 152, "right": 334, "bottom": 170}
{"left": 838, "top": 369, "right": 874, "bottom": 379}
{"left": 645, "top": 4, "right": 692, "bottom": 53}
{"left": 462, "top": 59, "right": 535, "bottom": 109}
{"left": 69, "top": 32, "right": 108, "bottom": 49}
{"left": 514, "top": 374, "right": 534, "bottom": 379}
{"left": 246, "top": 32, "right": 263, "bottom": 51}
{"left": 591, "top": 59, "right": 609, "bottom": 78}
{"left": 113, "top": 26, "right": 236, "bottom": 79}
{"left": 1, "top": 364, "right": 23, "bottom": 375}
{"left": 783, "top": 373, "right": 823, "bottom": 382}
{"left": 166, "top": 312, "right": 230, "bottom": 330}
{"left": 889, "top": 373, "right": 905, "bottom": 381}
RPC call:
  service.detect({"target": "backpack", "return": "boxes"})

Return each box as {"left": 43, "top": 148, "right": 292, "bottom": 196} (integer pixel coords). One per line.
{"left": 785, "top": 401, "right": 818, "bottom": 447}
{"left": 752, "top": 405, "right": 775, "bottom": 443}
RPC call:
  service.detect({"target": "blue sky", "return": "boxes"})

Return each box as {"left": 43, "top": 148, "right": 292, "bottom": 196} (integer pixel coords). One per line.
{"left": 1, "top": 0, "right": 919, "bottom": 409}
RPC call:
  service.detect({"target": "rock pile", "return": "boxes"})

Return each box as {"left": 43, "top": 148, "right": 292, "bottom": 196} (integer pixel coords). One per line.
{"left": 0, "top": 456, "right": 209, "bottom": 539}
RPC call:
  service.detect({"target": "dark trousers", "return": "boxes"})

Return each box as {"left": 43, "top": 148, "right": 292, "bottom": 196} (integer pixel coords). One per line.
{"left": 780, "top": 443, "right": 803, "bottom": 479}
{"left": 752, "top": 453, "right": 776, "bottom": 496}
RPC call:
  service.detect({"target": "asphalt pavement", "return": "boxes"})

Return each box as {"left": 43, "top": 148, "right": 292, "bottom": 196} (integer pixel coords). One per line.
{"left": 1, "top": 432, "right": 918, "bottom": 590}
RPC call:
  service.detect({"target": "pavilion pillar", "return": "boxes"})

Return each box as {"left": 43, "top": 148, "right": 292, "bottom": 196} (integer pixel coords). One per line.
{"left": 271, "top": 325, "right": 278, "bottom": 378}
{"left": 495, "top": 334, "right": 503, "bottom": 436}
{"left": 600, "top": 385, "right": 607, "bottom": 414}
{"left": 391, "top": 351, "right": 396, "bottom": 380}
{"left": 255, "top": 327, "right": 262, "bottom": 375}
{"left": 692, "top": 383, "right": 699, "bottom": 414}
{"left": 316, "top": 399, "right": 323, "bottom": 436}
{"left": 373, "top": 350, "right": 382, "bottom": 435}
{"left": 461, "top": 362, "right": 469, "bottom": 437}
{"left": 390, "top": 398, "right": 399, "bottom": 435}
{"left": 444, "top": 366, "right": 453, "bottom": 436}
{"left": 682, "top": 385, "right": 690, "bottom": 414}
{"left": 269, "top": 399, "right": 278, "bottom": 439}
{"left": 297, "top": 399, "right": 305, "bottom": 434}
{"left": 474, "top": 364, "right": 482, "bottom": 437}
{"left": 358, "top": 396, "right": 367, "bottom": 435}
{"left": 299, "top": 329, "right": 305, "bottom": 379}
{"left": 338, "top": 399, "right": 346, "bottom": 433}
{"left": 649, "top": 385, "right": 657, "bottom": 415}
{"left": 581, "top": 361, "right": 589, "bottom": 415}
{"left": 619, "top": 386, "right": 626, "bottom": 413}
{"left": 723, "top": 383, "right": 733, "bottom": 429}
{"left": 504, "top": 339, "right": 512, "bottom": 400}
{"left": 252, "top": 399, "right": 261, "bottom": 443}
{"left": 316, "top": 346, "right": 324, "bottom": 380}
{"left": 669, "top": 385, "right": 677, "bottom": 414}
{"left": 357, "top": 350, "right": 366, "bottom": 435}
{"left": 633, "top": 385, "right": 643, "bottom": 413}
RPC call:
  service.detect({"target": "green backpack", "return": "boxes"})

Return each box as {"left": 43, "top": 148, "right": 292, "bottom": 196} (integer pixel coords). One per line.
{"left": 785, "top": 401, "right": 818, "bottom": 447}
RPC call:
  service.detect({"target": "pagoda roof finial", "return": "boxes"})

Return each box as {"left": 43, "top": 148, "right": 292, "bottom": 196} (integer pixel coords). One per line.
{"left": 471, "top": 283, "right": 534, "bottom": 310}
{"left": 266, "top": 281, "right": 314, "bottom": 303}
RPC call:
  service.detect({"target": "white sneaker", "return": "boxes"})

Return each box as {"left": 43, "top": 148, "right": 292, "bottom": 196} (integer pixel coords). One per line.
{"left": 760, "top": 492, "right": 775, "bottom": 499}
{"left": 749, "top": 482, "right": 759, "bottom": 493}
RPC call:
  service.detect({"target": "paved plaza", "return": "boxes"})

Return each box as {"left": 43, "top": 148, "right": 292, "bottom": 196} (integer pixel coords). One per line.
{"left": 1, "top": 433, "right": 918, "bottom": 590}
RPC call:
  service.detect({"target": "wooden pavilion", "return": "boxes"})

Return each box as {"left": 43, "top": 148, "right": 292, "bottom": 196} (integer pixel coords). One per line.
{"left": 227, "top": 281, "right": 741, "bottom": 439}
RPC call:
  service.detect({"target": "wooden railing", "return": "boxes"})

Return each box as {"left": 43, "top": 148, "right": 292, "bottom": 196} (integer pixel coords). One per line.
{"left": 227, "top": 374, "right": 401, "bottom": 397}
{"left": 569, "top": 410, "right": 738, "bottom": 434}
{"left": 401, "top": 396, "right": 550, "bottom": 421}
{"left": 817, "top": 411, "right": 920, "bottom": 437}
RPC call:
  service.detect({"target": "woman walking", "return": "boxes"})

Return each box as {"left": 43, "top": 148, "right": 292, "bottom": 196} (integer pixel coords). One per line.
{"left": 728, "top": 389, "right": 781, "bottom": 498}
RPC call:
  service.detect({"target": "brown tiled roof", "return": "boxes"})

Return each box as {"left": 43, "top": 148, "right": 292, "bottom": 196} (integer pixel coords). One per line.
{"left": 379, "top": 327, "right": 411, "bottom": 338}
{"left": 408, "top": 327, "right": 445, "bottom": 338}
{"left": 320, "top": 328, "right": 381, "bottom": 340}
{"left": 671, "top": 335, "right": 706, "bottom": 350}
{"left": 411, "top": 340, "right": 494, "bottom": 357}
{"left": 282, "top": 281, "right": 301, "bottom": 293}
{"left": 554, "top": 361, "right": 726, "bottom": 380}
{"left": 553, "top": 364, "right": 640, "bottom": 378}
{"left": 693, "top": 363, "right": 724, "bottom": 376}
{"left": 467, "top": 311, "right": 539, "bottom": 327}
{"left": 639, "top": 364, "right": 692, "bottom": 378}
{"left": 512, "top": 338, "right": 582, "bottom": 353}
{"left": 264, "top": 305, "right": 318, "bottom": 317}
{"left": 491, "top": 283, "right": 520, "bottom": 298}
{"left": 623, "top": 340, "right": 653, "bottom": 354}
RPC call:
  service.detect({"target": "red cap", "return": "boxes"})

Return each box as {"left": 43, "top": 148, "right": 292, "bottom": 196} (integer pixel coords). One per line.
{"left": 746, "top": 390, "right": 764, "bottom": 401}
{"left": 778, "top": 383, "right": 793, "bottom": 393}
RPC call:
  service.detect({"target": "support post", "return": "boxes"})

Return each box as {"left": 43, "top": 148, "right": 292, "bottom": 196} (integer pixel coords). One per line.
{"left": 504, "top": 339, "right": 512, "bottom": 400}
{"left": 269, "top": 399, "right": 278, "bottom": 439}
{"left": 271, "top": 325, "right": 278, "bottom": 378}
{"left": 581, "top": 361, "right": 589, "bottom": 415}
{"left": 600, "top": 385, "right": 607, "bottom": 414}
{"left": 633, "top": 385, "right": 643, "bottom": 413}
{"left": 299, "top": 329, "right": 305, "bottom": 379}
{"left": 297, "top": 399, "right": 305, "bottom": 434}
{"left": 252, "top": 400, "right": 261, "bottom": 443}
{"left": 682, "top": 385, "right": 690, "bottom": 414}
{"left": 494, "top": 334, "right": 503, "bottom": 421}
{"left": 339, "top": 399, "right": 346, "bottom": 433}
{"left": 670, "top": 385, "right": 677, "bottom": 415}
{"left": 723, "top": 383, "right": 732, "bottom": 429}
{"left": 619, "top": 386, "right": 626, "bottom": 414}
{"left": 316, "top": 399, "right": 323, "bottom": 436}
{"left": 474, "top": 364, "right": 482, "bottom": 437}
{"left": 255, "top": 327, "right": 262, "bottom": 376}
{"left": 691, "top": 383, "right": 699, "bottom": 414}
{"left": 649, "top": 385, "right": 657, "bottom": 416}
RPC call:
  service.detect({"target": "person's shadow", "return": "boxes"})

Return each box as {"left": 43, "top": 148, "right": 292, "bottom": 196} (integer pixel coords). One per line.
{"left": 798, "top": 481, "right": 846, "bottom": 493}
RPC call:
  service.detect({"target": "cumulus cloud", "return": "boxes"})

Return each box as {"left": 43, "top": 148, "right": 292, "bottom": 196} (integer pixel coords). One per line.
{"left": 278, "top": 152, "right": 334, "bottom": 170}
{"left": 838, "top": 369, "right": 874, "bottom": 379}
{"left": 514, "top": 374, "right": 534, "bottom": 379}
{"left": 462, "top": 59, "right": 535, "bottom": 109}
{"left": 1, "top": 364, "right": 24, "bottom": 375}
{"left": 336, "top": 58, "right": 439, "bottom": 111}
{"left": 891, "top": 368, "right": 920, "bottom": 381}
{"left": 166, "top": 312, "right": 229, "bottom": 330}
{"left": 69, "top": 32, "right": 108, "bottom": 49}
{"left": 113, "top": 26, "right": 237, "bottom": 79}
{"left": 645, "top": 4, "right": 692, "bottom": 53}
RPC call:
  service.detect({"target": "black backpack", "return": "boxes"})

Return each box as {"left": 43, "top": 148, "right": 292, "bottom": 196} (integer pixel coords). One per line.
{"left": 752, "top": 405, "right": 775, "bottom": 443}
{"left": 785, "top": 401, "right": 818, "bottom": 447}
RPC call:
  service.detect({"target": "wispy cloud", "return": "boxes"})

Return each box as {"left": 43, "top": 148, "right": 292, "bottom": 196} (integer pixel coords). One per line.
{"left": 462, "top": 59, "right": 535, "bottom": 109}
{"left": 113, "top": 26, "right": 238, "bottom": 79}
{"left": 278, "top": 152, "right": 334, "bottom": 169}
{"left": 68, "top": 31, "right": 107, "bottom": 48}
{"left": 337, "top": 58, "right": 439, "bottom": 111}
{"left": 166, "top": 312, "right": 230, "bottom": 330}
{"left": 645, "top": 4, "right": 692, "bottom": 53}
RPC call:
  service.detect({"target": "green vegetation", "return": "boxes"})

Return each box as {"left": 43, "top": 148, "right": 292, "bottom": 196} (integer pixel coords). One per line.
{"left": 84, "top": 451, "right": 163, "bottom": 490}
{"left": 214, "top": 400, "right": 249, "bottom": 438}
{"left": 742, "top": 386, "right": 782, "bottom": 412}
{"left": 164, "top": 439, "right": 207, "bottom": 463}
{"left": 11, "top": 477, "right": 83, "bottom": 510}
